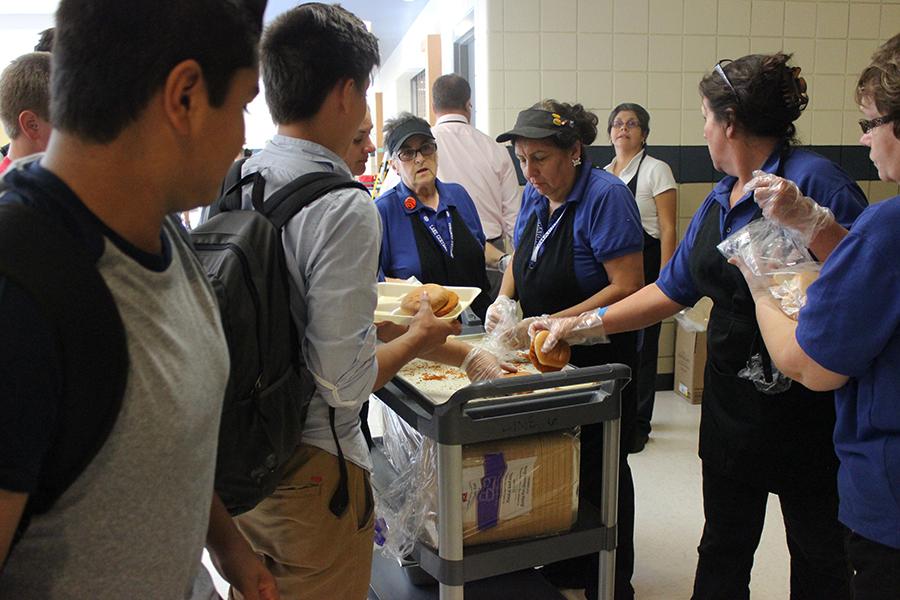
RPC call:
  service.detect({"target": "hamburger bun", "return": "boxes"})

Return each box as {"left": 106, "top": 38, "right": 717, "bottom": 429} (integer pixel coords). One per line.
{"left": 529, "top": 330, "right": 570, "bottom": 372}
{"left": 399, "top": 284, "right": 458, "bottom": 317}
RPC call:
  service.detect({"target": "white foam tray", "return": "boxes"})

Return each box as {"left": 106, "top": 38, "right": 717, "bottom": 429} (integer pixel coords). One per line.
{"left": 374, "top": 281, "right": 481, "bottom": 325}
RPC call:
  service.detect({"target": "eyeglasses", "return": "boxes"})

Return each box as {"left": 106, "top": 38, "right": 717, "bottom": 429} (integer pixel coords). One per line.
{"left": 612, "top": 119, "right": 641, "bottom": 130}
{"left": 714, "top": 59, "right": 740, "bottom": 105}
{"left": 858, "top": 114, "right": 896, "bottom": 134}
{"left": 396, "top": 141, "right": 437, "bottom": 162}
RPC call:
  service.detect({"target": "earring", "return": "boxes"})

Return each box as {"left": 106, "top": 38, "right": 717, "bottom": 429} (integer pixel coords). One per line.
{"left": 572, "top": 157, "right": 582, "bottom": 167}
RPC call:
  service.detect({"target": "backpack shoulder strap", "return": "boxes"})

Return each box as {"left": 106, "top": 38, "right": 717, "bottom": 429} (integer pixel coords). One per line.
{"left": 0, "top": 203, "right": 129, "bottom": 519}
{"left": 208, "top": 158, "right": 259, "bottom": 219}
{"left": 263, "top": 171, "right": 368, "bottom": 230}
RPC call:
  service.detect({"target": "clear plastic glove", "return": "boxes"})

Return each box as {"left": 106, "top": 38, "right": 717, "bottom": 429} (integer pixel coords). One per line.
{"left": 528, "top": 309, "right": 610, "bottom": 354}
{"left": 744, "top": 170, "right": 835, "bottom": 247}
{"left": 496, "top": 316, "right": 541, "bottom": 350}
{"left": 460, "top": 346, "right": 517, "bottom": 381}
{"left": 484, "top": 295, "right": 516, "bottom": 334}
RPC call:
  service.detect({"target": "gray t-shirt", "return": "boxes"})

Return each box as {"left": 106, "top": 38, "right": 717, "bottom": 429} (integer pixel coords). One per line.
{"left": 1, "top": 219, "right": 229, "bottom": 599}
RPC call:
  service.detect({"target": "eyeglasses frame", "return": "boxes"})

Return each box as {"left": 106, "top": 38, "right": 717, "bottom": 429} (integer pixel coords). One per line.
{"left": 395, "top": 141, "right": 438, "bottom": 162}
{"left": 858, "top": 114, "right": 896, "bottom": 135}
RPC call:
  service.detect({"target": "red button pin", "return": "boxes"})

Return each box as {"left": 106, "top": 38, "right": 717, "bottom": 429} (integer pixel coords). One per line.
{"left": 404, "top": 196, "right": 417, "bottom": 210}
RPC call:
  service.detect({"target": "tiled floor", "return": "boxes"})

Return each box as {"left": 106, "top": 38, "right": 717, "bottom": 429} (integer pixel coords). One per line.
{"left": 206, "top": 391, "right": 793, "bottom": 599}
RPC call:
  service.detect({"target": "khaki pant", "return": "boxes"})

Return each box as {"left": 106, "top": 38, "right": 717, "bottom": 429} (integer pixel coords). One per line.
{"left": 232, "top": 444, "right": 375, "bottom": 600}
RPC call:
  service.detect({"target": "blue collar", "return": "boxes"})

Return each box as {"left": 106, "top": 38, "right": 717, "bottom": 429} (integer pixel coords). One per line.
{"left": 396, "top": 179, "right": 457, "bottom": 215}
{"left": 712, "top": 144, "right": 787, "bottom": 211}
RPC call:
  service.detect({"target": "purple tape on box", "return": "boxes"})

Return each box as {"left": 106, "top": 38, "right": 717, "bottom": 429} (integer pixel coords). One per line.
{"left": 476, "top": 452, "right": 507, "bottom": 531}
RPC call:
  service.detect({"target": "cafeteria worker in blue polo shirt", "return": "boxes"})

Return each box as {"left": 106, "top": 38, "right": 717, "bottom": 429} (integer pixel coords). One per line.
{"left": 490, "top": 100, "right": 645, "bottom": 600}
{"left": 730, "top": 34, "right": 900, "bottom": 599}
{"left": 529, "top": 53, "right": 869, "bottom": 600}
{"left": 375, "top": 113, "right": 492, "bottom": 320}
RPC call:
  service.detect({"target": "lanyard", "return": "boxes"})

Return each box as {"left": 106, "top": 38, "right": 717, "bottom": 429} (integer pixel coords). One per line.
{"left": 420, "top": 209, "right": 454, "bottom": 258}
{"left": 529, "top": 204, "right": 568, "bottom": 268}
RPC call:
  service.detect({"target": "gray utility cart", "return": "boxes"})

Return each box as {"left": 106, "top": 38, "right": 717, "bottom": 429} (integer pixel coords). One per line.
{"left": 369, "top": 363, "right": 630, "bottom": 600}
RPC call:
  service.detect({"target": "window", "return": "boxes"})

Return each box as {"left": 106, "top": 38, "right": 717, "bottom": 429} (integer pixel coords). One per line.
{"left": 410, "top": 70, "right": 427, "bottom": 119}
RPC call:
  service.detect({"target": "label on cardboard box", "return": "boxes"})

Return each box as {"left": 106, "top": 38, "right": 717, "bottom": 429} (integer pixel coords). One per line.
{"left": 462, "top": 456, "right": 536, "bottom": 529}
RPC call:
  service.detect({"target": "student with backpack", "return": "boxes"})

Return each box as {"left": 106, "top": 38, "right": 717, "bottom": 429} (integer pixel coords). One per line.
{"left": 222, "top": 5, "right": 460, "bottom": 599}
{"left": 0, "top": 1, "right": 278, "bottom": 598}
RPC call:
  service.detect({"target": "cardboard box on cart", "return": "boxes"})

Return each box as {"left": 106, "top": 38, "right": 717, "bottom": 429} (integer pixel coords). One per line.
{"left": 674, "top": 297, "right": 712, "bottom": 404}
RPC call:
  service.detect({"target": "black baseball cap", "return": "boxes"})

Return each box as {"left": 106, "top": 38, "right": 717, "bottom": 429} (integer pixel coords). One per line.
{"left": 496, "top": 108, "right": 576, "bottom": 143}
{"left": 385, "top": 118, "right": 435, "bottom": 156}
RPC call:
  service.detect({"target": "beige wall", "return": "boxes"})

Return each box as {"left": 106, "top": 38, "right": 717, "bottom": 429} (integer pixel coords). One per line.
{"left": 484, "top": 0, "right": 898, "bottom": 144}
{"left": 482, "top": 0, "right": 899, "bottom": 375}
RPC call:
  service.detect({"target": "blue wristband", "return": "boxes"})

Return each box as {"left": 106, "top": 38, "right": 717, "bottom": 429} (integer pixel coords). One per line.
{"left": 596, "top": 306, "right": 608, "bottom": 318}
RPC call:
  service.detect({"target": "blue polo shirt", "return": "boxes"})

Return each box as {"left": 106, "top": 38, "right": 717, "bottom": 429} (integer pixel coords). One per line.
{"left": 657, "top": 147, "right": 868, "bottom": 307}
{"left": 375, "top": 179, "right": 486, "bottom": 280}
{"left": 795, "top": 197, "right": 900, "bottom": 549}
{"left": 513, "top": 160, "right": 643, "bottom": 295}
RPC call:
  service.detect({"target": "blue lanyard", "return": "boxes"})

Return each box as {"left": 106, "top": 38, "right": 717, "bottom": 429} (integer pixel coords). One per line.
{"left": 420, "top": 209, "right": 454, "bottom": 258}
{"left": 529, "top": 205, "right": 568, "bottom": 268}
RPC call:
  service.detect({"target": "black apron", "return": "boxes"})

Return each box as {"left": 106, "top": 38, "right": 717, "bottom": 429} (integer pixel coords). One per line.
{"left": 687, "top": 198, "right": 838, "bottom": 492}
{"left": 409, "top": 203, "right": 492, "bottom": 321}
{"left": 624, "top": 151, "right": 662, "bottom": 285}
{"left": 512, "top": 191, "right": 639, "bottom": 598}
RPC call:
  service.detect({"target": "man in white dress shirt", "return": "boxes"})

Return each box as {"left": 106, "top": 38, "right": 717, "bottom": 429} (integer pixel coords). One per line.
{"left": 430, "top": 74, "right": 520, "bottom": 272}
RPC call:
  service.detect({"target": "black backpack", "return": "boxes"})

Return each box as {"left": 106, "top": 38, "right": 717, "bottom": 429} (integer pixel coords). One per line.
{"left": 192, "top": 159, "right": 367, "bottom": 516}
{"left": 0, "top": 201, "right": 129, "bottom": 550}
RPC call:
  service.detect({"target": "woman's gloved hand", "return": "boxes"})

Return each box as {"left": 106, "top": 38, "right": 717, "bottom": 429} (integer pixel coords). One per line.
{"left": 744, "top": 170, "right": 835, "bottom": 246}
{"left": 460, "top": 346, "right": 517, "bottom": 381}
{"left": 484, "top": 295, "right": 516, "bottom": 334}
{"left": 528, "top": 309, "right": 609, "bottom": 354}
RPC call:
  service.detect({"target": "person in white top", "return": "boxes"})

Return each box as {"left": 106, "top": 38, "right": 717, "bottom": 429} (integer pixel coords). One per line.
{"left": 431, "top": 74, "right": 520, "bottom": 272}
{"left": 604, "top": 102, "right": 677, "bottom": 453}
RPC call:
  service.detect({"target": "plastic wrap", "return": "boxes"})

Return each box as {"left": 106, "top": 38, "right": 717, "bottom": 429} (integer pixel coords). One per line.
{"left": 717, "top": 218, "right": 813, "bottom": 277}
{"left": 737, "top": 353, "right": 792, "bottom": 394}
{"left": 674, "top": 297, "right": 712, "bottom": 333}
{"left": 717, "top": 219, "right": 821, "bottom": 319}
{"left": 482, "top": 296, "right": 527, "bottom": 359}
{"left": 374, "top": 406, "right": 581, "bottom": 559}
{"left": 765, "top": 264, "right": 820, "bottom": 318}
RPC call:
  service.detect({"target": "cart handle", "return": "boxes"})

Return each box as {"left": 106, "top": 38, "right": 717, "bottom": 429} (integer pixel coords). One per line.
{"left": 433, "top": 363, "right": 631, "bottom": 417}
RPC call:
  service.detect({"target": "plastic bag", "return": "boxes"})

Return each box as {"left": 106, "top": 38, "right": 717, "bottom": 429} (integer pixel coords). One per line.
{"left": 674, "top": 297, "right": 712, "bottom": 333}
{"left": 737, "top": 353, "right": 792, "bottom": 395}
{"left": 482, "top": 296, "right": 526, "bottom": 358}
{"left": 717, "top": 218, "right": 813, "bottom": 277}
{"left": 766, "top": 264, "right": 820, "bottom": 318}
{"left": 373, "top": 407, "right": 438, "bottom": 561}
{"left": 373, "top": 405, "right": 580, "bottom": 559}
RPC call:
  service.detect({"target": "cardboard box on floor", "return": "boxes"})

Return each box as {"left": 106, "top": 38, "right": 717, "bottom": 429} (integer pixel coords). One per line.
{"left": 674, "top": 297, "right": 712, "bottom": 404}
{"left": 420, "top": 430, "right": 580, "bottom": 548}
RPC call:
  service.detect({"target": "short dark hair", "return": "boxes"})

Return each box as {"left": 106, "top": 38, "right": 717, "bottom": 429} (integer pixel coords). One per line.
{"left": 51, "top": 0, "right": 265, "bottom": 144}
{"left": 261, "top": 3, "right": 379, "bottom": 124}
{"left": 0, "top": 52, "right": 52, "bottom": 139}
{"left": 607, "top": 102, "right": 650, "bottom": 138}
{"left": 699, "top": 52, "right": 808, "bottom": 145}
{"left": 856, "top": 33, "right": 900, "bottom": 138}
{"left": 531, "top": 99, "right": 598, "bottom": 149}
{"left": 432, "top": 74, "right": 470, "bottom": 112}
{"left": 34, "top": 27, "right": 55, "bottom": 52}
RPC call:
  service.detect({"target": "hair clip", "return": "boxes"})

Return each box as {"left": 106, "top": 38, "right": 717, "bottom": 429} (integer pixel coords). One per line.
{"left": 781, "top": 66, "right": 809, "bottom": 112}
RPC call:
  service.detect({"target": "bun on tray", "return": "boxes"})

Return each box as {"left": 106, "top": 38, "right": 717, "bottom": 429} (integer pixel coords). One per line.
{"left": 399, "top": 283, "right": 459, "bottom": 317}
{"left": 529, "top": 330, "right": 570, "bottom": 372}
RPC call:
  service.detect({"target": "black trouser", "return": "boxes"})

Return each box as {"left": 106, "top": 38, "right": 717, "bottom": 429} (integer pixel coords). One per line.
{"left": 541, "top": 342, "right": 638, "bottom": 600}
{"left": 692, "top": 463, "right": 851, "bottom": 600}
{"left": 847, "top": 531, "right": 900, "bottom": 599}
{"left": 634, "top": 321, "right": 661, "bottom": 438}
